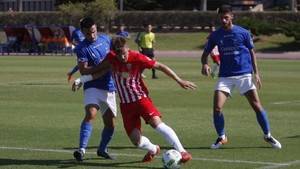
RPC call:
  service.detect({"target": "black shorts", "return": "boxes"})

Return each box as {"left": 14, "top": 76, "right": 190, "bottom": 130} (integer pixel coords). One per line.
{"left": 141, "top": 48, "right": 154, "bottom": 59}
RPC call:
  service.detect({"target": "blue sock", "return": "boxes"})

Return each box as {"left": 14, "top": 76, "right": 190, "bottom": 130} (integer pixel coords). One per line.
{"left": 98, "top": 127, "right": 114, "bottom": 152}
{"left": 79, "top": 122, "right": 92, "bottom": 149}
{"left": 213, "top": 112, "right": 225, "bottom": 137}
{"left": 255, "top": 110, "right": 270, "bottom": 135}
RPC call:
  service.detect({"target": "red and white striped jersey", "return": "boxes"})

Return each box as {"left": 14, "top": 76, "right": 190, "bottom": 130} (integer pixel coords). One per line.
{"left": 107, "top": 50, "right": 156, "bottom": 103}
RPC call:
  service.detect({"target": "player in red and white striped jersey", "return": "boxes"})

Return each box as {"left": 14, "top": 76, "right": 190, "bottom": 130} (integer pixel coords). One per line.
{"left": 73, "top": 36, "right": 196, "bottom": 163}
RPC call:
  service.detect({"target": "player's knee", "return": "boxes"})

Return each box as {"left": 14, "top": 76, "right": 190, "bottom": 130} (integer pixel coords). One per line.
{"left": 214, "top": 107, "right": 223, "bottom": 113}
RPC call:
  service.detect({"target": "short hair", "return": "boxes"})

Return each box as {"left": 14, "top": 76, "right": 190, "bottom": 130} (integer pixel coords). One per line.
{"left": 80, "top": 17, "right": 95, "bottom": 29}
{"left": 112, "top": 36, "right": 126, "bottom": 52}
{"left": 218, "top": 4, "right": 232, "bottom": 14}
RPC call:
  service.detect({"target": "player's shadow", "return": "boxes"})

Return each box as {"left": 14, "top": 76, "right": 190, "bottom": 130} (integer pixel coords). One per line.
{"left": 0, "top": 158, "right": 162, "bottom": 169}
{"left": 283, "top": 135, "right": 300, "bottom": 139}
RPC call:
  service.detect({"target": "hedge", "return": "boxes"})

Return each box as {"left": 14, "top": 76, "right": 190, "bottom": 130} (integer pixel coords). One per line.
{"left": 1, "top": 11, "right": 299, "bottom": 33}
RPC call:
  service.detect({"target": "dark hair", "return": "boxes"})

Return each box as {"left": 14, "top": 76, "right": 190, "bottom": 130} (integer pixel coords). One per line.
{"left": 218, "top": 4, "right": 232, "bottom": 14}
{"left": 80, "top": 17, "right": 95, "bottom": 29}
{"left": 112, "top": 36, "right": 126, "bottom": 52}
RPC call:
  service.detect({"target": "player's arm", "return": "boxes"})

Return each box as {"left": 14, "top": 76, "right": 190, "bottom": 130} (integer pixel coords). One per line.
{"left": 201, "top": 51, "right": 211, "bottom": 76}
{"left": 78, "top": 59, "right": 111, "bottom": 75}
{"left": 153, "top": 62, "right": 197, "bottom": 90}
{"left": 72, "top": 60, "right": 112, "bottom": 91}
{"left": 250, "top": 49, "right": 262, "bottom": 89}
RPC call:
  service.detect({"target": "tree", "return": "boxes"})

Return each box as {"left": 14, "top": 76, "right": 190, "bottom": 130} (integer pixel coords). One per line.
{"left": 58, "top": 0, "right": 117, "bottom": 30}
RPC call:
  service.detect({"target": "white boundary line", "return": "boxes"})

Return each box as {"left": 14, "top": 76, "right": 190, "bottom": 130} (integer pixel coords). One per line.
{"left": 0, "top": 146, "right": 293, "bottom": 168}
{"left": 271, "top": 100, "right": 300, "bottom": 105}
{"left": 258, "top": 160, "right": 300, "bottom": 169}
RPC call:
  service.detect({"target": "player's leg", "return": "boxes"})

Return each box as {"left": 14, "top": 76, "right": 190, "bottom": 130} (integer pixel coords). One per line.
{"left": 121, "top": 100, "right": 159, "bottom": 162}
{"left": 149, "top": 50, "right": 157, "bottom": 79}
{"left": 211, "top": 90, "right": 229, "bottom": 149}
{"left": 148, "top": 116, "right": 192, "bottom": 163}
{"left": 129, "top": 128, "right": 159, "bottom": 162}
{"left": 97, "top": 108, "right": 116, "bottom": 159}
{"left": 73, "top": 104, "right": 98, "bottom": 161}
{"left": 244, "top": 89, "right": 281, "bottom": 149}
{"left": 97, "top": 91, "right": 117, "bottom": 159}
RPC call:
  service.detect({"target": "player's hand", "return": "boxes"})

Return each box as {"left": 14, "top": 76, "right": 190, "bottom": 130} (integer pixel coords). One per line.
{"left": 72, "top": 78, "right": 82, "bottom": 92}
{"left": 201, "top": 64, "right": 211, "bottom": 76}
{"left": 178, "top": 80, "right": 197, "bottom": 90}
{"left": 254, "top": 73, "right": 262, "bottom": 90}
{"left": 67, "top": 74, "right": 73, "bottom": 83}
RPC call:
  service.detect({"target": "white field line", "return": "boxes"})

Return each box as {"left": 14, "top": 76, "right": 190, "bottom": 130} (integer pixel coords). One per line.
{"left": 271, "top": 100, "right": 300, "bottom": 105}
{"left": 257, "top": 160, "right": 300, "bottom": 169}
{"left": 0, "top": 146, "right": 290, "bottom": 167}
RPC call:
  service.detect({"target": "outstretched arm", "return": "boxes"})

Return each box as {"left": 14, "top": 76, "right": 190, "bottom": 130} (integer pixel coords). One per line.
{"left": 153, "top": 62, "right": 197, "bottom": 90}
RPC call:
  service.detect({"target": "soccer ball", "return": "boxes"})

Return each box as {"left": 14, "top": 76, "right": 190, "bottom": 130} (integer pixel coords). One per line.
{"left": 162, "top": 149, "right": 182, "bottom": 169}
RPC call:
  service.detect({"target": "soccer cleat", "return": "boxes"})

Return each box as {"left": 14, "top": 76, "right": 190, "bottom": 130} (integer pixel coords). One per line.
{"left": 142, "top": 145, "right": 160, "bottom": 162}
{"left": 211, "top": 136, "right": 228, "bottom": 149}
{"left": 97, "top": 150, "right": 116, "bottom": 160}
{"left": 264, "top": 135, "right": 282, "bottom": 149}
{"left": 73, "top": 149, "right": 84, "bottom": 161}
{"left": 180, "top": 151, "right": 192, "bottom": 163}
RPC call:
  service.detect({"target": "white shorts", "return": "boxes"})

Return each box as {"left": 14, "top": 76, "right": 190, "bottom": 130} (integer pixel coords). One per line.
{"left": 215, "top": 74, "right": 256, "bottom": 95}
{"left": 84, "top": 88, "right": 117, "bottom": 117}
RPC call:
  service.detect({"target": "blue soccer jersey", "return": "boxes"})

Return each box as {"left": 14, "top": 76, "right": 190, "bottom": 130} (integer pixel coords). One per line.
{"left": 76, "top": 34, "right": 116, "bottom": 91}
{"left": 205, "top": 25, "right": 254, "bottom": 77}
{"left": 116, "top": 31, "right": 129, "bottom": 38}
{"left": 71, "top": 28, "right": 85, "bottom": 45}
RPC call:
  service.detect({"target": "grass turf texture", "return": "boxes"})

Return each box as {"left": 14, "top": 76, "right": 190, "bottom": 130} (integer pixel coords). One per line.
{"left": 0, "top": 56, "right": 299, "bottom": 169}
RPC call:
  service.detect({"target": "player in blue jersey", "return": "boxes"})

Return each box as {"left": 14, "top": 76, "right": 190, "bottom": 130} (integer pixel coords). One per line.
{"left": 73, "top": 17, "right": 117, "bottom": 161}
{"left": 116, "top": 24, "right": 130, "bottom": 39}
{"left": 67, "top": 26, "right": 85, "bottom": 82}
{"left": 201, "top": 5, "right": 281, "bottom": 149}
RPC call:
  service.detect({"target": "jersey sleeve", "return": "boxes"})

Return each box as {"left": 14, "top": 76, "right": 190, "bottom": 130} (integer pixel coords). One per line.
{"left": 204, "top": 33, "right": 216, "bottom": 54}
{"left": 76, "top": 47, "right": 88, "bottom": 63}
{"left": 135, "top": 52, "right": 156, "bottom": 69}
{"left": 244, "top": 31, "right": 254, "bottom": 50}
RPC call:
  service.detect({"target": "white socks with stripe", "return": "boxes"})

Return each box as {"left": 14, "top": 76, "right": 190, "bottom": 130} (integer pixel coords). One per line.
{"left": 155, "top": 122, "right": 185, "bottom": 152}
{"left": 138, "top": 136, "right": 157, "bottom": 154}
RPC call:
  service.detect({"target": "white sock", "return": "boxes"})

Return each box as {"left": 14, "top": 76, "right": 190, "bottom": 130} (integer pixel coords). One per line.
{"left": 138, "top": 136, "right": 157, "bottom": 154}
{"left": 155, "top": 122, "right": 185, "bottom": 152}
{"left": 79, "top": 148, "right": 86, "bottom": 154}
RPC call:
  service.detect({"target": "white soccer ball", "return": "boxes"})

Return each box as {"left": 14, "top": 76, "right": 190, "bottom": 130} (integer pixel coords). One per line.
{"left": 162, "top": 149, "right": 182, "bottom": 169}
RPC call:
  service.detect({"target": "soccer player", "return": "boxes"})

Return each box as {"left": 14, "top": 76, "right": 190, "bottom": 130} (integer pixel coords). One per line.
{"left": 201, "top": 5, "right": 281, "bottom": 149}
{"left": 136, "top": 24, "right": 157, "bottom": 79}
{"left": 72, "top": 17, "right": 117, "bottom": 161}
{"left": 73, "top": 36, "right": 196, "bottom": 163}
{"left": 116, "top": 24, "right": 130, "bottom": 39}
{"left": 66, "top": 26, "right": 85, "bottom": 82}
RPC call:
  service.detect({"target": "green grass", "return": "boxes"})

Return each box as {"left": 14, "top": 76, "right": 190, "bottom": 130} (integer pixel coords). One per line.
{"left": 125, "top": 32, "right": 298, "bottom": 52}
{"left": 0, "top": 56, "right": 300, "bottom": 169}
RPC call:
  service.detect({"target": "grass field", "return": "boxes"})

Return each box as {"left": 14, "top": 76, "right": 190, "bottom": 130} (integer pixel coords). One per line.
{"left": 125, "top": 32, "right": 298, "bottom": 52}
{"left": 0, "top": 55, "right": 299, "bottom": 169}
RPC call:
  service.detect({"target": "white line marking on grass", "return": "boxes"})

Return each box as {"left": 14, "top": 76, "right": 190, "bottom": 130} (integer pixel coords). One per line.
{"left": 257, "top": 160, "right": 300, "bottom": 169}
{"left": 0, "top": 146, "right": 289, "bottom": 167}
{"left": 271, "top": 100, "right": 300, "bottom": 105}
